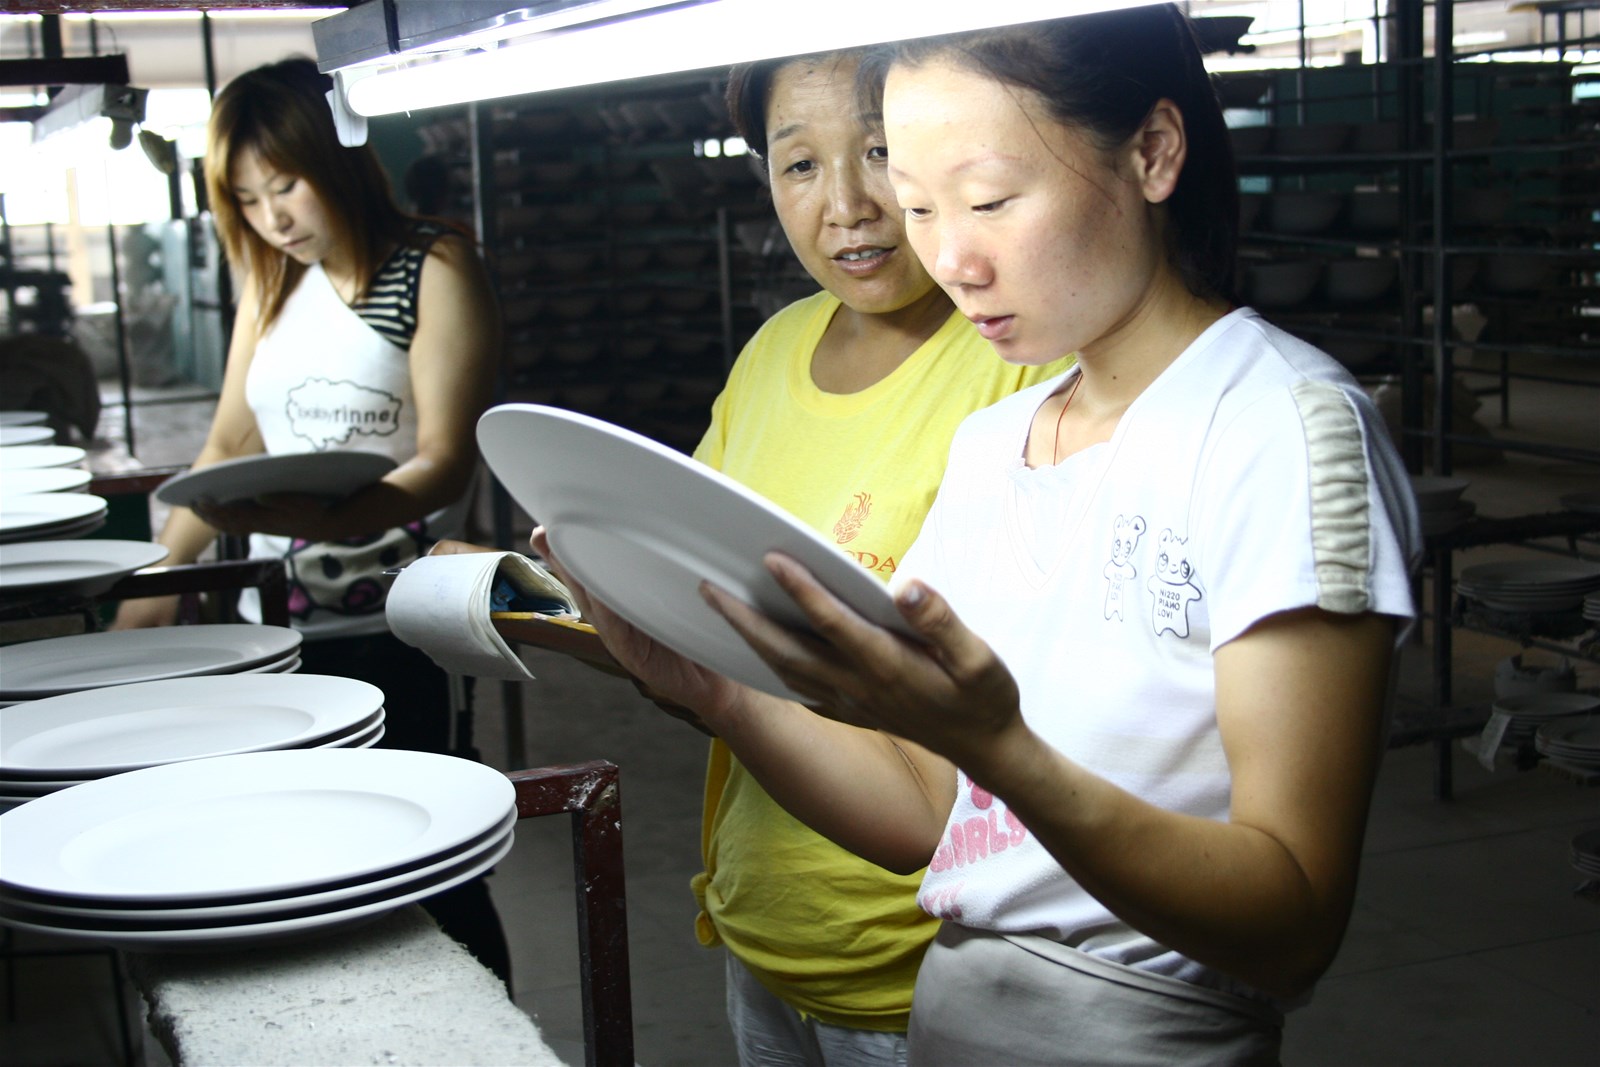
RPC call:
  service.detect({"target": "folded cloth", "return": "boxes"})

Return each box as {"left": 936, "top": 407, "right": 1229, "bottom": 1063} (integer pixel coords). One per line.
{"left": 386, "top": 551, "right": 576, "bottom": 682}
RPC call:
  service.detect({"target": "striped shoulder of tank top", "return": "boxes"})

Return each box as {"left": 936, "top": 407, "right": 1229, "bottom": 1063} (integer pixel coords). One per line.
{"left": 350, "top": 222, "right": 451, "bottom": 350}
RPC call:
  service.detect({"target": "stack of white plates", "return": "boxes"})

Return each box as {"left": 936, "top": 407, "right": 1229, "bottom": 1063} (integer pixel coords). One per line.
{"left": 0, "top": 540, "right": 168, "bottom": 602}
{"left": 0, "top": 467, "right": 92, "bottom": 496}
{"left": 0, "top": 494, "right": 108, "bottom": 543}
{"left": 1584, "top": 592, "right": 1600, "bottom": 624}
{"left": 0, "top": 624, "right": 302, "bottom": 700}
{"left": 1570, "top": 829, "right": 1600, "bottom": 879}
{"left": 0, "top": 425, "right": 54, "bottom": 447}
{"left": 1491, "top": 693, "right": 1600, "bottom": 745}
{"left": 1535, "top": 717, "right": 1600, "bottom": 770}
{"left": 0, "top": 444, "right": 86, "bottom": 471}
{"left": 0, "top": 673, "right": 383, "bottom": 809}
{"left": 1411, "top": 475, "right": 1474, "bottom": 537}
{"left": 0, "top": 749, "right": 514, "bottom": 950}
{"left": 1456, "top": 560, "right": 1600, "bottom": 615}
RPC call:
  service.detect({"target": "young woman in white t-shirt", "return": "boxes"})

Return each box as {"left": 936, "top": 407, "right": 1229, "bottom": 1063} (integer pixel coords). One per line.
{"left": 535, "top": 6, "right": 1420, "bottom": 1061}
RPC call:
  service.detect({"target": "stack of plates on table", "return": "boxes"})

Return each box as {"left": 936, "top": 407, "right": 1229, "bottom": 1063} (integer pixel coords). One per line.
{"left": 1584, "top": 591, "right": 1600, "bottom": 624}
{"left": 0, "top": 624, "right": 302, "bottom": 701}
{"left": 0, "top": 749, "right": 515, "bottom": 950}
{"left": 1536, "top": 717, "right": 1600, "bottom": 770}
{"left": 1490, "top": 693, "right": 1600, "bottom": 746}
{"left": 1456, "top": 560, "right": 1600, "bottom": 615}
{"left": 0, "top": 444, "right": 86, "bottom": 471}
{"left": 0, "top": 467, "right": 92, "bottom": 496}
{"left": 1570, "top": 829, "right": 1600, "bottom": 880}
{"left": 0, "top": 540, "right": 168, "bottom": 602}
{"left": 0, "top": 495, "right": 108, "bottom": 544}
{"left": 0, "top": 672, "right": 381, "bottom": 810}
{"left": 1410, "top": 476, "right": 1474, "bottom": 537}
{"left": 0, "top": 425, "right": 54, "bottom": 447}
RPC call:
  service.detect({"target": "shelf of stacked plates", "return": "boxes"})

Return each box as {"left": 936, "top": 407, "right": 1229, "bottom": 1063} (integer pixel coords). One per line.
{"left": 447, "top": 71, "right": 774, "bottom": 457}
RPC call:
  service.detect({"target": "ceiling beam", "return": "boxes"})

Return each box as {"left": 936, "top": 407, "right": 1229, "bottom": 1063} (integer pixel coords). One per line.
{"left": 0, "top": 54, "right": 131, "bottom": 87}
{"left": 19, "top": 1, "right": 342, "bottom": 11}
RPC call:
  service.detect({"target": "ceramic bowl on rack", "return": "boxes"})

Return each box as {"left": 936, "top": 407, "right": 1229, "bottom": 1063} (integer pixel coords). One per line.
{"left": 1346, "top": 191, "right": 1400, "bottom": 235}
{"left": 1324, "top": 258, "right": 1398, "bottom": 304}
{"left": 1267, "top": 191, "right": 1343, "bottom": 234}
{"left": 1273, "top": 122, "right": 1352, "bottom": 155}
{"left": 1353, "top": 121, "right": 1400, "bottom": 154}
{"left": 1482, "top": 253, "right": 1560, "bottom": 295}
{"left": 1227, "top": 125, "right": 1272, "bottom": 156}
{"left": 1243, "top": 259, "right": 1324, "bottom": 308}
{"left": 1408, "top": 475, "right": 1470, "bottom": 511}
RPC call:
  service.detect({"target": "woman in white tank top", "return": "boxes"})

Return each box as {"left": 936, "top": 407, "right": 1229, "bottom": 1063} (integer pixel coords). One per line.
{"left": 111, "top": 58, "right": 509, "bottom": 986}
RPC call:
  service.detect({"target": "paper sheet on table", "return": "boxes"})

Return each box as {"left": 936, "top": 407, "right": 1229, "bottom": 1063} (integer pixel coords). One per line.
{"left": 387, "top": 552, "right": 575, "bottom": 682}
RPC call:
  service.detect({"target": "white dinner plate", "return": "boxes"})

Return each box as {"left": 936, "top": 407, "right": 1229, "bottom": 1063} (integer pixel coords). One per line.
{"left": 0, "top": 748, "right": 514, "bottom": 902}
{"left": 239, "top": 652, "right": 302, "bottom": 676}
{"left": 2, "top": 810, "right": 514, "bottom": 921}
{"left": 0, "top": 467, "right": 91, "bottom": 496}
{"left": 0, "top": 411, "right": 48, "bottom": 427}
{"left": 1457, "top": 560, "right": 1600, "bottom": 589}
{"left": 0, "top": 514, "right": 107, "bottom": 545}
{"left": 0, "top": 673, "right": 383, "bottom": 776}
{"left": 302, "top": 708, "right": 385, "bottom": 749}
{"left": 0, "top": 719, "right": 383, "bottom": 807}
{"left": 0, "top": 493, "right": 107, "bottom": 536}
{"left": 0, "top": 623, "right": 298, "bottom": 696}
{"left": 0, "top": 445, "right": 85, "bottom": 471}
{"left": 477, "top": 404, "right": 916, "bottom": 702}
{"left": 0, "top": 540, "right": 168, "bottom": 604}
{"left": 0, "top": 828, "right": 515, "bottom": 950}
{"left": 0, "top": 708, "right": 378, "bottom": 793}
{"left": 0, "top": 426, "right": 54, "bottom": 447}
{"left": 155, "top": 451, "right": 397, "bottom": 508}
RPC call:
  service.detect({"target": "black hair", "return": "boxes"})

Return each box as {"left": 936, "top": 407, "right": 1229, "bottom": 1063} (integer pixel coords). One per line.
{"left": 723, "top": 50, "right": 870, "bottom": 162}
{"left": 859, "top": 4, "right": 1237, "bottom": 303}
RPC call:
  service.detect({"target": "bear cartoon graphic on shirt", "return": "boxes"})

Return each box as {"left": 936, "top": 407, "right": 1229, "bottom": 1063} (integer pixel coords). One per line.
{"left": 1148, "top": 529, "right": 1202, "bottom": 639}
{"left": 1102, "top": 514, "right": 1146, "bottom": 622}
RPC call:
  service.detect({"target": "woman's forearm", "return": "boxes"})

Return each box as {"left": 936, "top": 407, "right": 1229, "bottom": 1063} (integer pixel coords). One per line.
{"left": 707, "top": 690, "right": 953, "bottom": 874}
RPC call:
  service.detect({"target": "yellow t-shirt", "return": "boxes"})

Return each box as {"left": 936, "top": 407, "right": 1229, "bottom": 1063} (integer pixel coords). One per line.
{"left": 691, "top": 290, "right": 1072, "bottom": 1031}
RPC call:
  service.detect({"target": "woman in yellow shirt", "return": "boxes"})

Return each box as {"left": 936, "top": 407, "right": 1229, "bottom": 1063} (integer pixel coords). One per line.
{"left": 686, "top": 50, "right": 1068, "bottom": 1064}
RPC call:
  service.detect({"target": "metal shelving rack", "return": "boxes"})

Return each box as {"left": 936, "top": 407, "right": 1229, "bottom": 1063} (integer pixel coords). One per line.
{"left": 1223, "top": 0, "right": 1600, "bottom": 798}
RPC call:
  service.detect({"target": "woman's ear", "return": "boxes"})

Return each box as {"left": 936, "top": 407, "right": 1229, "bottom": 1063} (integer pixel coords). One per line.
{"left": 1131, "top": 99, "right": 1186, "bottom": 205}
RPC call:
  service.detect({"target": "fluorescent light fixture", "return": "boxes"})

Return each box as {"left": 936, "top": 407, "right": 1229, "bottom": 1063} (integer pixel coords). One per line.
{"left": 31, "top": 82, "right": 148, "bottom": 163}
{"left": 322, "top": 0, "right": 1161, "bottom": 117}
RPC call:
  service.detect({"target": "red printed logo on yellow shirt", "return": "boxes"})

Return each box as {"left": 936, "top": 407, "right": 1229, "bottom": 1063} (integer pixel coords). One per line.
{"left": 833, "top": 492, "right": 872, "bottom": 544}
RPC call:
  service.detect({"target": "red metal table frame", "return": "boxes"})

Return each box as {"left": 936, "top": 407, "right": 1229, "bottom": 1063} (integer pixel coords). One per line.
{"left": 507, "top": 760, "right": 633, "bottom": 1067}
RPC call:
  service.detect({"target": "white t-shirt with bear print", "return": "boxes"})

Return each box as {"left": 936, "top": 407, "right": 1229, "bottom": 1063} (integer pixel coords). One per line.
{"left": 896, "top": 308, "right": 1420, "bottom": 1001}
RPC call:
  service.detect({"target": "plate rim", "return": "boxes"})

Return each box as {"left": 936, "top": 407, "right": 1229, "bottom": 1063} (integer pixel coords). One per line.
{"left": 477, "top": 403, "right": 914, "bottom": 701}
{"left": 0, "top": 673, "right": 381, "bottom": 774}
{"left": 0, "top": 748, "right": 514, "bottom": 900}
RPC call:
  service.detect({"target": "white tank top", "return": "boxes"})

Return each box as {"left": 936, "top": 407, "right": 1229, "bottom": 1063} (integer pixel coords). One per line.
{"left": 237, "top": 260, "right": 470, "bottom": 638}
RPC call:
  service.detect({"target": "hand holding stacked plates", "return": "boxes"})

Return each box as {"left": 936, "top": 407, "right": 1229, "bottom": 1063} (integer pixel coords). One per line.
{"left": 1411, "top": 475, "right": 1475, "bottom": 537}
{"left": 0, "top": 749, "right": 515, "bottom": 951}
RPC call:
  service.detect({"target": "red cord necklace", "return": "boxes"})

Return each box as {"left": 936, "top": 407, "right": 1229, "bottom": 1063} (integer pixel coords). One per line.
{"left": 1051, "top": 372, "right": 1084, "bottom": 465}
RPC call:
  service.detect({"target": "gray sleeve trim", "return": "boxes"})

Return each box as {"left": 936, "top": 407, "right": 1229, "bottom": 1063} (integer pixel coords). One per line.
{"left": 1292, "top": 381, "right": 1373, "bottom": 615}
